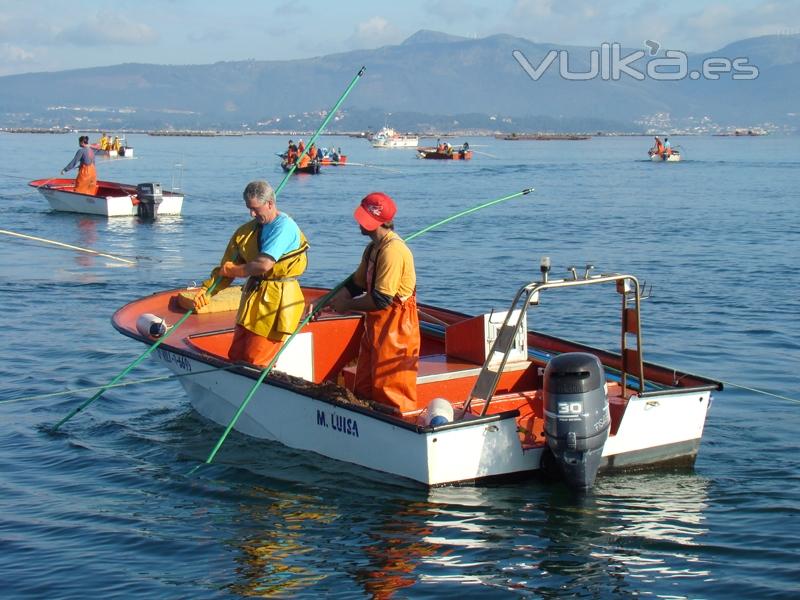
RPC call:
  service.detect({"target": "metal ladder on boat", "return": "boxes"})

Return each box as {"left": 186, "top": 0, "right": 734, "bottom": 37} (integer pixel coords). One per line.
{"left": 462, "top": 283, "right": 538, "bottom": 417}
{"left": 461, "top": 270, "right": 647, "bottom": 418}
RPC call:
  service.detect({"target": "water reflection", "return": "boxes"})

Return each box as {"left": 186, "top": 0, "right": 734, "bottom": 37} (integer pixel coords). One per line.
{"left": 227, "top": 487, "right": 332, "bottom": 597}
{"left": 75, "top": 218, "right": 97, "bottom": 268}
{"left": 218, "top": 469, "right": 711, "bottom": 597}
{"left": 351, "top": 501, "right": 444, "bottom": 599}
{"left": 225, "top": 483, "right": 443, "bottom": 598}
{"left": 420, "top": 474, "right": 710, "bottom": 595}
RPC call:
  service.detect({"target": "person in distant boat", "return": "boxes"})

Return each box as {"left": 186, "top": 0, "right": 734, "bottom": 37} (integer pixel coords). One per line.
{"left": 98, "top": 132, "right": 108, "bottom": 151}
{"left": 61, "top": 135, "right": 97, "bottom": 195}
{"left": 308, "top": 142, "right": 318, "bottom": 161}
{"left": 286, "top": 140, "right": 298, "bottom": 165}
{"left": 652, "top": 136, "right": 664, "bottom": 156}
{"left": 193, "top": 180, "right": 310, "bottom": 367}
{"left": 298, "top": 139, "right": 305, "bottom": 154}
{"left": 112, "top": 136, "right": 121, "bottom": 152}
{"left": 663, "top": 137, "right": 672, "bottom": 158}
{"left": 327, "top": 192, "right": 420, "bottom": 415}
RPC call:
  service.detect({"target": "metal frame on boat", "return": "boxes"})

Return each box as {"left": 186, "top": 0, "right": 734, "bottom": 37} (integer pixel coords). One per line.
{"left": 112, "top": 264, "right": 721, "bottom": 488}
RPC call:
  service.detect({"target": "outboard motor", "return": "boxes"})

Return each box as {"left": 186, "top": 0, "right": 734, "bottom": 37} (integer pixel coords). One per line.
{"left": 543, "top": 352, "right": 610, "bottom": 491}
{"left": 136, "top": 182, "right": 163, "bottom": 220}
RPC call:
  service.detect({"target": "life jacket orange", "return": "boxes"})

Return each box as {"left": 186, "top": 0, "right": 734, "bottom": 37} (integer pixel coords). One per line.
{"left": 298, "top": 154, "right": 311, "bottom": 168}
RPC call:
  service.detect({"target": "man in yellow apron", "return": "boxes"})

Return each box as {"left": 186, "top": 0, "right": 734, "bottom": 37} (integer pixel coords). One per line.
{"left": 327, "top": 192, "right": 420, "bottom": 414}
{"left": 193, "top": 180, "right": 309, "bottom": 366}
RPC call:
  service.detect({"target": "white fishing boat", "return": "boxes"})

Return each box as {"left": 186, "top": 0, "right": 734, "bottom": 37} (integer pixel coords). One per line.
{"left": 648, "top": 149, "right": 681, "bottom": 162}
{"left": 370, "top": 127, "right": 419, "bottom": 148}
{"left": 112, "top": 262, "right": 721, "bottom": 490}
{"left": 29, "top": 179, "right": 183, "bottom": 218}
{"left": 90, "top": 135, "right": 134, "bottom": 159}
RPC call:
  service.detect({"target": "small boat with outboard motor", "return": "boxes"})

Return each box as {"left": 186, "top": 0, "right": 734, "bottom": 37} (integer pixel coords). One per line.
{"left": 277, "top": 150, "right": 346, "bottom": 167}
{"left": 648, "top": 147, "right": 681, "bottom": 162}
{"left": 280, "top": 159, "right": 321, "bottom": 174}
{"left": 113, "top": 258, "right": 721, "bottom": 490}
{"left": 90, "top": 135, "right": 134, "bottom": 158}
{"left": 417, "top": 143, "right": 473, "bottom": 160}
{"left": 29, "top": 179, "right": 183, "bottom": 218}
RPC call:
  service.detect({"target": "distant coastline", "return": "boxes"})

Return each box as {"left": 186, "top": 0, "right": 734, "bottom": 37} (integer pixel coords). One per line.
{"left": 0, "top": 127, "right": 777, "bottom": 138}
{"left": 496, "top": 133, "right": 591, "bottom": 141}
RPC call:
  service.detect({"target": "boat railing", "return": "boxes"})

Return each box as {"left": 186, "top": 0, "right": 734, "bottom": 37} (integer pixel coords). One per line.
{"left": 462, "top": 259, "right": 645, "bottom": 418}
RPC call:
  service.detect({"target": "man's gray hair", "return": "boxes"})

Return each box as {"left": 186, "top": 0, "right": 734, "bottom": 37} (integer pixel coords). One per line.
{"left": 243, "top": 180, "right": 275, "bottom": 205}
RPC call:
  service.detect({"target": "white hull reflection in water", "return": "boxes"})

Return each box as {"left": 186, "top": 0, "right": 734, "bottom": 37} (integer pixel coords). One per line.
{"left": 415, "top": 474, "right": 711, "bottom": 590}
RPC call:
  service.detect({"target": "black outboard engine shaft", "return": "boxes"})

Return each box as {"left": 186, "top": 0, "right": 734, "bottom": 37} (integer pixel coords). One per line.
{"left": 543, "top": 352, "right": 610, "bottom": 491}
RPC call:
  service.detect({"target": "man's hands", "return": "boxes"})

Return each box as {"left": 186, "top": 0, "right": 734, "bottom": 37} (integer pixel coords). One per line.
{"left": 329, "top": 294, "right": 351, "bottom": 314}
{"left": 193, "top": 288, "right": 209, "bottom": 312}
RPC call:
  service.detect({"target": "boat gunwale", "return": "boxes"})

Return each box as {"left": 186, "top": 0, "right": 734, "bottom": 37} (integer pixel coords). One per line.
{"left": 28, "top": 178, "right": 184, "bottom": 199}
{"left": 110, "top": 310, "right": 522, "bottom": 435}
{"left": 110, "top": 286, "right": 721, "bottom": 432}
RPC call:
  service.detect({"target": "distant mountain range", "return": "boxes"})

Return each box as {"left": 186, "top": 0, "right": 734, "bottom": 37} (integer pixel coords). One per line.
{"left": 1, "top": 30, "right": 798, "bottom": 133}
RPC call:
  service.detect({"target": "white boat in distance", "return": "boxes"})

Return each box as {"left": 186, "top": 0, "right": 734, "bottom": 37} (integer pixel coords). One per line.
{"left": 112, "top": 264, "right": 721, "bottom": 490}
{"left": 29, "top": 179, "right": 183, "bottom": 217}
{"left": 370, "top": 127, "right": 419, "bottom": 148}
{"left": 648, "top": 147, "right": 682, "bottom": 162}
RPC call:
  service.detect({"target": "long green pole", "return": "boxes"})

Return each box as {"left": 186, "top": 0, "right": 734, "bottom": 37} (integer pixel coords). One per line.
{"left": 194, "top": 187, "right": 534, "bottom": 470}
{"left": 53, "top": 66, "right": 367, "bottom": 432}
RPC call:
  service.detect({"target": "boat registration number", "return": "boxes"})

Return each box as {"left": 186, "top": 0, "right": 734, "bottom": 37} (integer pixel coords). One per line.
{"left": 157, "top": 348, "right": 192, "bottom": 372}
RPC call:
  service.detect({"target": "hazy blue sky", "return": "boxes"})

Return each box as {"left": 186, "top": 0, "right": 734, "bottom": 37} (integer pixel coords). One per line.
{"left": 1, "top": 0, "right": 797, "bottom": 76}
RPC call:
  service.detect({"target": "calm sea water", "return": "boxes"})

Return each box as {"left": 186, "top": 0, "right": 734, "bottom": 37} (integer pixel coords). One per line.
{"left": 1, "top": 131, "right": 798, "bottom": 598}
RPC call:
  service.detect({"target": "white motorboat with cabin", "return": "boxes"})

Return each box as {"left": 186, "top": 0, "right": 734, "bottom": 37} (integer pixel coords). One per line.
{"left": 370, "top": 127, "right": 419, "bottom": 148}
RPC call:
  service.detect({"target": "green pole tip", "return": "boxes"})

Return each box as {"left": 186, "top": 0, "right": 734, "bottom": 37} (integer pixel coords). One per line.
{"left": 522, "top": 188, "right": 535, "bottom": 195}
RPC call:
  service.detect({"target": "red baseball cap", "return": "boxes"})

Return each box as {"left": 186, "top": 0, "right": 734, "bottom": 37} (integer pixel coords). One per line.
{"left": 354, "top": 192, "right": 397, "bottom": 231}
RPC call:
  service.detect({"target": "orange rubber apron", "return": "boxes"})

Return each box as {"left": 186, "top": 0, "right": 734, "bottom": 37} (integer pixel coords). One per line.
{"left": 228, "top": 325, "right": 280, "bottom": 366}
{"left": 353, "top": 244, "right": 420, "bottom": 414}
{"left": 74, "top": 163, "right": 97, "bottom": 195}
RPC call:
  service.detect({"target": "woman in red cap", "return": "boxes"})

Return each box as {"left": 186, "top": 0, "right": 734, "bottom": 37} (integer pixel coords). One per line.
{"left": 328, "top": 192, "right": 420, "bottom": 415}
